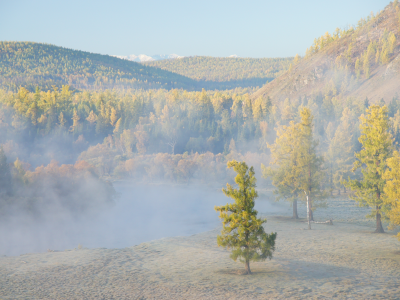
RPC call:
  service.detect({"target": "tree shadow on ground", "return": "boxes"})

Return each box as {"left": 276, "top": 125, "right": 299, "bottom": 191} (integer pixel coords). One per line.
{"left": 215, "top": 259, "right": 359, "bottom": 280}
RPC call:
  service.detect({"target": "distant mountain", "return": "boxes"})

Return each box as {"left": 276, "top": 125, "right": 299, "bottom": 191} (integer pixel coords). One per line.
{"left": 113, "top": 54, "right": 184, "bottom": 62}
{"left": 0, "top": 42, "right": 197, "bottom": 91}
{"left": 144, "top": 56, "right": 293, "bottom": 88}
{"left": 252, "top": 2, "right": 400, "bottom": 103}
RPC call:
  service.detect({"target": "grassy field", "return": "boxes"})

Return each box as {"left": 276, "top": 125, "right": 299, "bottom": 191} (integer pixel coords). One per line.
{"left": 1, "top": 195, "right": 399, "bottom": 299}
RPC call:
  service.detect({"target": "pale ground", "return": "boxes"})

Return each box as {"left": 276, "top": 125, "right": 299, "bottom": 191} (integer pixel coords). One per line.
{"left": 1, "top": 197, "right": 400, "bottom": 300}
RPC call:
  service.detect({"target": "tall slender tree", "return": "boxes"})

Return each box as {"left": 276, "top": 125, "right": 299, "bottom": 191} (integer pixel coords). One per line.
{"left": 263, "top": 108, "right": 327, "bottom": 226}
{"left": 383, "top": 151, "right": 400, "bottom": 240}
{"left": 262, "top": 119, "right": 303, "bottom": 218}
{"left": 344, "top": 105, "right": 393, "bottom": 233}
{"left": 297, "top": 108, "right": 327, "bottom": 228}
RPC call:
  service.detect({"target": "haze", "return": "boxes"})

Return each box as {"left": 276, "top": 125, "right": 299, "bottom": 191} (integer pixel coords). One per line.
{"left": 0, "top": 0, "right": 389, "bottom": 57}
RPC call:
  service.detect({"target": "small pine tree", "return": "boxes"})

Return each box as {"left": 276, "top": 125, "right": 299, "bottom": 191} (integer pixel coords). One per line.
{"left": 380, "top": 47, "right": 389, "bottom": 64}
{"left": 86, "top": 110, "right": 97, "bottom": 125}
{"left": 113, "top": 118, "right": 122, "bottom": 135}
{"left": 363, "top": 54, "right": 370, "bottom": 79}
{"left": 294, "top": 54, "right": 300, "bottom": 64}
{"left": 70, "top": 109, "right": 81, "bottom": 134}
{"left": 58, "top": 112, "right": 67, "bottom": 128}
{"left": 215, "top": 160, "right": 277, "bottom": 275}
{"left": 110, "top": 107, "right": 118, "bottom": 126}
{"left": 355, "top": 58, "right": 361, "bottom": 79}
{"left": 388, "top": 32, "right": 396, "bottom": 54}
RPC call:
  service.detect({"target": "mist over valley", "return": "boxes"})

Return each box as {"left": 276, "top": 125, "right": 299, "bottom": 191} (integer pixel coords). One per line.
{"left": 1, "top": 1, "right": 400, "bottom": 299}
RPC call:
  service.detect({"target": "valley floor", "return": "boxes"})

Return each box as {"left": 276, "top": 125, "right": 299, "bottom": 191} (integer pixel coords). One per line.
{"left": 1, "top": 211, "right": 400, "bottom": 299}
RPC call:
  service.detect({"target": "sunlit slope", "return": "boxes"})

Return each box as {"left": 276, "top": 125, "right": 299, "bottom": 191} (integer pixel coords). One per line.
{"left": 0, "top": 42, "right": 198, "bottom": 91}
{"left": 252, "top": 3, "right": 400, "bottom": 103}
{"left": 144, "top": 56, "right": 293, "bottom": 89}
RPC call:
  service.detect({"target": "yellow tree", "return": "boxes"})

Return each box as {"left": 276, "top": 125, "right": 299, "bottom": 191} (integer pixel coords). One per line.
{"left": 344, "top": 105, "right": 393, "bottom": 233}
{"left": 383, "top": 151, "right": 400, "bottom": 240}
{"left": 264, "top": 108, "right": 326, "bottom": 226}
{"left": 215, "top": 160, "right": 276, "bottom": 275}
{"left": 262, "top": 119, "right": 303, "bottom": 218}
{"left": 296, "top": 108, "right": 327, "bottom": 228}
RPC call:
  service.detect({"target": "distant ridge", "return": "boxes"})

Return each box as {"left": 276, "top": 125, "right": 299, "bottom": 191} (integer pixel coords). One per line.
{"left": 0, "top": 42, "right": 196, "bottom": 91}
{"left": 252, "top": 2, "right": 400, "bottom": 103}
{"left": 144, "top": 56, "right": 293, "bottom": 88}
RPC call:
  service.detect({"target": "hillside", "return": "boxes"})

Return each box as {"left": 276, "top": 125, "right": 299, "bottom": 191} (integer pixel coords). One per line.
{"left": 144, "top": 56, "right": 293, "bottom": 89}
{"left": 252, "top": 2, "right": 400, "bottom": 104}
{"left": 0, "top": 42, "right": 198, "bottom": 91}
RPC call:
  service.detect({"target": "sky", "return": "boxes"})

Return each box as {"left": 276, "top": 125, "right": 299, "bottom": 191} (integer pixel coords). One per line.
{"left": 0, "top": 0, "right": 391, "bottom": 58}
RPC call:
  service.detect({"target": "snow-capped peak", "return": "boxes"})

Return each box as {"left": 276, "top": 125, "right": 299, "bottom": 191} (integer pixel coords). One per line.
{"left": 112, "top": 54, "right": 184, "bottom": 62}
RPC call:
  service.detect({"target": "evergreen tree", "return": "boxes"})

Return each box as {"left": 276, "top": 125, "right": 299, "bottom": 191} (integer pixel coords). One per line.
{"left": 0, "top": 147, "right": 12, "bottom": 197}
{"left": 215, "top": 160, "right": 276, "bottom": 275}
{"left": 383, "top": 151, "right": 400, "bottom": 240}
{"left": 388, "top": 95, "right": 399, "bottom": 117}
{"left": 390, "top": 109, "right": 400, "bottom": 145}
{"left": 344, "top": 105, "right": 393, "bottom": 233}
{"left": 263, "top": 108, "right": 327, "bottom": 225}
{"left": 296, "top": 108, "right": 327, "bottom": 228}
{"left": 327, "top": 108, "right": 355, "bottom": 194}
{"left": 262, "top": 119, "right": 303, "bottom": 218}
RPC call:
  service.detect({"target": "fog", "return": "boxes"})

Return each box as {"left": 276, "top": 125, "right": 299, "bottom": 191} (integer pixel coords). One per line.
{"left": 0, "top": 182, "right": 283, "bottom": 256}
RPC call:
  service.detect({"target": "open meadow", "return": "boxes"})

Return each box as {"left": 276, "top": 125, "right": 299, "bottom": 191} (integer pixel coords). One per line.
{"left": 1, "top": 195, "right": 399, "bottom": 300}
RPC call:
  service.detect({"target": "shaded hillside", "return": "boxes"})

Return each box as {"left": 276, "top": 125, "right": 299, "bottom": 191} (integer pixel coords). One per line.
{"left": 0, "top": 42, "right": 198, "bottom": 91}
{"left": 252, "top": 2, "right": 400, "bottom": 104}
{"left": 144, "top": 56, "right": 293, "bottom": 89}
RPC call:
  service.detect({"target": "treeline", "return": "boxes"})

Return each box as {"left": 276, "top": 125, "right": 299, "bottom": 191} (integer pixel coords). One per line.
{"left": 305, "top": 3, "right": 399, "bottom": 59}
{"left": 144, "top": 56, "right": 293, "bottom": 87}
{"left": 1, "top": 86, "right": 400, "bottom": 181}
{"left": 2, "top": 86, "right": 400, "bottom": 160}
{"left": 304, "top": 3, "right": 398, "bottom": 72}
{"left": 1, "top": 86, "right": 400, "bottom": 234}
{"left": 0, "top": 86, "right": 265, "bottom": 162}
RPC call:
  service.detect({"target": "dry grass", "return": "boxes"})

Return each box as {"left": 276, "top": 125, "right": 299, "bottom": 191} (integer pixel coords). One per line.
{"left": 1, "top": 196, "right": 399, "bottom": 299}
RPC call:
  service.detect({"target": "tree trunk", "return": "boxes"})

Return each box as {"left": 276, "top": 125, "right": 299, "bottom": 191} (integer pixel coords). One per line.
{"left": 244, "top": 260, "right": 251, "bottom": 275}
{"left": 375, "top": 207, "right": 384, "bottom": 233}
{"left": 306, "top": 193, "right": 311, "bottom": 230}
{"left": 338, "top": 189, "right": 341, "bottom": 196}
{"left": 375, "top": 189, "right": 384, "bottom": 233}
{"left": 309, "top": 195, "right": 314, "bottom": 221}
{"left": 293, "top": 199, "right": 298, "bottom": 219}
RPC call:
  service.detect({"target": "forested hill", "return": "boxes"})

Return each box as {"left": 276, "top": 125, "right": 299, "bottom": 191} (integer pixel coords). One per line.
{"left": 144, "top": 56, "right": 293, "bottom": 89}
{"left": 252, "top": 2, "right": 400, "bottom": 104}
{"left": 0, "top": 42, "right": 199, "bottom": 92}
